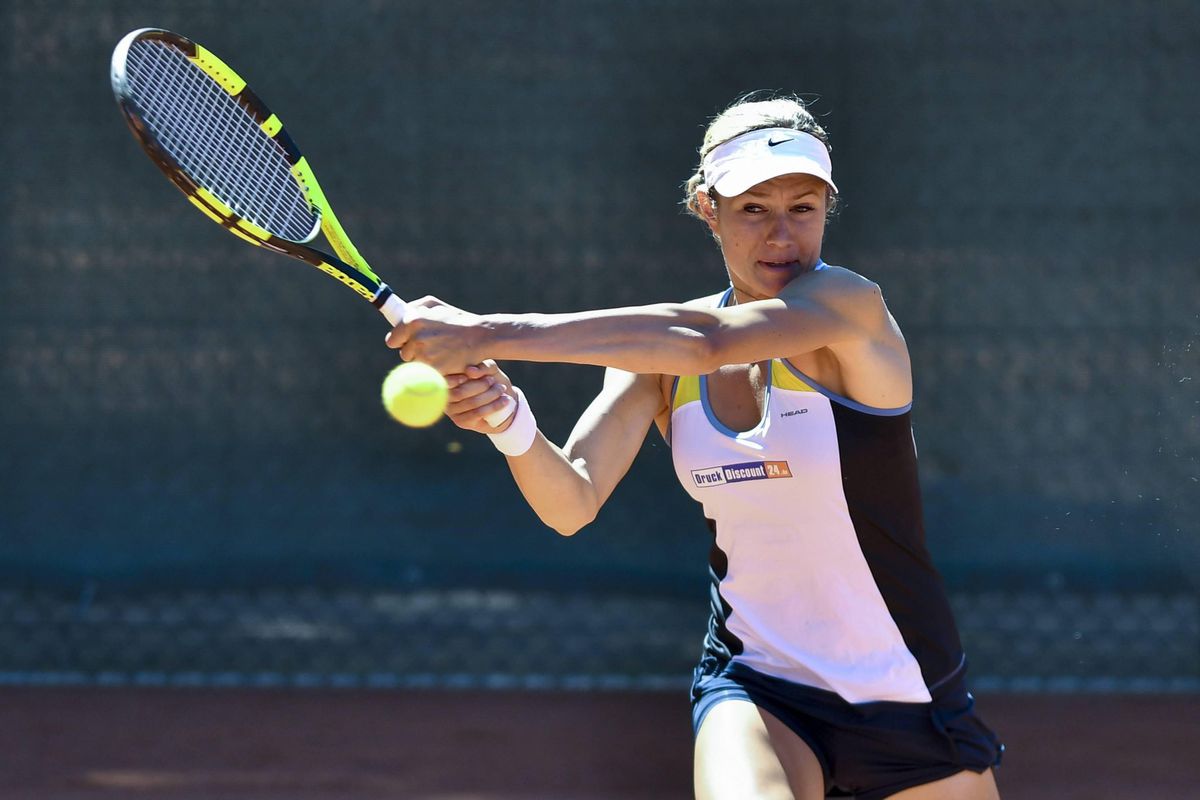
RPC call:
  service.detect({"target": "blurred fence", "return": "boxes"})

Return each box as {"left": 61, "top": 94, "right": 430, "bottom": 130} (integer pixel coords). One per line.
{"left": 1, "top": 0, "right": 1197, "bottom": 689}
{"left": 1, "top": 587, "right": 1195, "bottom": 692}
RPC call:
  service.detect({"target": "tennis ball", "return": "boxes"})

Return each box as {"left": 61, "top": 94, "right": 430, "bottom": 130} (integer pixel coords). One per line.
{"left": 381, "top": 362, "right": 449, "bottom": 428}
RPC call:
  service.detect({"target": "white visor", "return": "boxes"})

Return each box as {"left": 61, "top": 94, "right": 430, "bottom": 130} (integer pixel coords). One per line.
{"left": 701, "top": 127, "right": 837, "bottom": 197}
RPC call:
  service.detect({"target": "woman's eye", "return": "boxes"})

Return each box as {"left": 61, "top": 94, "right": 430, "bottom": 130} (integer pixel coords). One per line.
{"left": 792, "top": 204, "right": 814, "bottom": 213}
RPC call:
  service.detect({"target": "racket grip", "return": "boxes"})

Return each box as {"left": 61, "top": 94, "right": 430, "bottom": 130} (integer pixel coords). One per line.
{"left": 376, "top": 290, "right": 515, "bottom": 428}
{"left": 378, "top": 292, "right": 407, "bottom": 326}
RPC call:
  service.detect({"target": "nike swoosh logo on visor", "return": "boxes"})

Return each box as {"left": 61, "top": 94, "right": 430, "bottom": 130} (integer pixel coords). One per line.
{"left": 767, "top": 137, "right": 793, "bottom": 147}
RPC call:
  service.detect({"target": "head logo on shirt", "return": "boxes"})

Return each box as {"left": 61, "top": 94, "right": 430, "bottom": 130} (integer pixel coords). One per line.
{"left": 691, "top": 461, "right": 792, "bottom": 488}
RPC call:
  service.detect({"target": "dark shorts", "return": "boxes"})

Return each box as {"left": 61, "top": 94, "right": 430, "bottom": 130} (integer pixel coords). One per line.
{"left": 691, "top": 660, "right": 1003, "bottom": 800}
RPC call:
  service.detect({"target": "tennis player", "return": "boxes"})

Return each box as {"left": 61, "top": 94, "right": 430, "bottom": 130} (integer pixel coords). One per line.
{"left": 388, "top": 93, "right": 1003, "bottom": 800}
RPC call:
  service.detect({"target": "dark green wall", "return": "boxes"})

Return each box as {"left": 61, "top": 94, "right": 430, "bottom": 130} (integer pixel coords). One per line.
{"left": 2, "top": 0, "right": 1197, "bottom": 593}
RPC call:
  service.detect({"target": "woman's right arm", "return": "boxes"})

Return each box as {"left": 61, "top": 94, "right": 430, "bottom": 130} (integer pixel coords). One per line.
{"left": 447, "top": 364, "right": 664, "bottom": 537}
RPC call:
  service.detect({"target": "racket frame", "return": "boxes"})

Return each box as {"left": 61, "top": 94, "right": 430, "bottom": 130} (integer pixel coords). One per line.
{"left": 110, "top": 28, "right": 406, "bottom": 325}
{"left": 111, "top": 27, "right": 515, "bottom": 427}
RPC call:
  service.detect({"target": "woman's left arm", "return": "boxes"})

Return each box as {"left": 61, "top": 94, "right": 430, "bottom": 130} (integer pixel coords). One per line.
{"left": 387, "top": 268, "right": 886, "bottom": 375}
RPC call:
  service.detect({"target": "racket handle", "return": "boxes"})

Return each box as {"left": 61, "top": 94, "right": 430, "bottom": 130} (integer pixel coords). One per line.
{"left": 378, "top": 292, "right": 407, "bottom": 326}
{"left": 376, "top": 289, "right": 515, "bottom": 428}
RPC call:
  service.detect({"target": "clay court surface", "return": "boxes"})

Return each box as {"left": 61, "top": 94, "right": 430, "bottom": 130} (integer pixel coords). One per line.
{"left": 4, "top": 688, "right": 1197, "bottom": 799}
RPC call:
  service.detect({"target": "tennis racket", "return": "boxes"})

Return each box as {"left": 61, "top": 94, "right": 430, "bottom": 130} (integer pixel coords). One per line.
{"left": 110, "top": 27, "right": 511, "bottom": 426}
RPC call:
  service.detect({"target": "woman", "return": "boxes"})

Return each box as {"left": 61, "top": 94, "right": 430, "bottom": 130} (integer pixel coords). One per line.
{"left": 386, "top": 93, "right": 1003, "bottom": 800}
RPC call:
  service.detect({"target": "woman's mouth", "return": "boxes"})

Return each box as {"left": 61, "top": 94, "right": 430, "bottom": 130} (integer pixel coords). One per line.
{"left": 759, "top": 260, "right": 801, "bottom": 269}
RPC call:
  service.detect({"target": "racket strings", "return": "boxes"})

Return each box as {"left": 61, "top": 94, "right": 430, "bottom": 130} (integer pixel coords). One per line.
{"left": 124, "top": 39, "right": 318, "bottom": 242}
{"left": 132, "top": 40, "right": 309, "bottom": 239}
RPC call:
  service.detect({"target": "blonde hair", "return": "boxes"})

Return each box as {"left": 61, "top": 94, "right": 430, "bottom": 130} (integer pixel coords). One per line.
{"left": 683, "top": 92, "right": 837, "bottom": 220}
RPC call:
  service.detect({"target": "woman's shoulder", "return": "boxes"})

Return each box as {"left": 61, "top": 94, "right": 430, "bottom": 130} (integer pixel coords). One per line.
{"left": 679, "top": 290, "right": 729, "bottom": 309}
{"left": 785, "top": 263, "right": 884, "bottom": 311}
{"left": 805, "top": 262, "right": 878, "bottom": 290}
{"left": 780, "top": 264, "right": 903, "bottom": 348}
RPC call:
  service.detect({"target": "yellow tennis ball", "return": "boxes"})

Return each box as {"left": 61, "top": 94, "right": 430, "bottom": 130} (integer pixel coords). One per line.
{"left": 381, "top": 362, "right": 449, "bottom": 428}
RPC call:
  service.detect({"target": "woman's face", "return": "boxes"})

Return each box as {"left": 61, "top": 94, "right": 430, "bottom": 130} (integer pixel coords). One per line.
{"left": 701, "top": 172, "right": 830, "bottom": 303}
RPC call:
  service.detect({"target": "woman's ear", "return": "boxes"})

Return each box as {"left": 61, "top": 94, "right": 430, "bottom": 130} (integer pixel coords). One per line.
{"left": 696, "top": 189, "right": 719, "bottom": 235}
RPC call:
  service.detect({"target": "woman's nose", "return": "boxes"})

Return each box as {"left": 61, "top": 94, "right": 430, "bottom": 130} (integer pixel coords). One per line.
{"left": 765, "top": 215, "right": 793, "bottom": 246}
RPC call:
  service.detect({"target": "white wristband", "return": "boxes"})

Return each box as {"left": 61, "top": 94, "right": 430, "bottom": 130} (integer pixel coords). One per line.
{"left": 487, "top": 386, "right": 538, "bottom": 457}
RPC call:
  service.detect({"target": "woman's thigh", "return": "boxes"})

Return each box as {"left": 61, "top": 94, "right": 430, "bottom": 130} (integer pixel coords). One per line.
{"left": 694, "top": 698, "right": 825, "bottom": 800}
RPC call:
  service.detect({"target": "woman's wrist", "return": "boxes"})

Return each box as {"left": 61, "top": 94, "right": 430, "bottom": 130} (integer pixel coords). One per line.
{"left": 487, "top": 386, "right": 537, "bottom": 457}
{"left": 481, "top": 313, "right": 525, "bottom": 363}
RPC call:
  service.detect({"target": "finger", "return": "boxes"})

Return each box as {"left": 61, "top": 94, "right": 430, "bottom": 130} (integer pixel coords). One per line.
{"left": 447, "top": 375, "right": 495, "bottom": 403}
{"left": 469, "top": 393, "right": 517, "bottom": 431}
{"left": 447, "top": 399, "right": 511, "bottom": 433}
{"left": 464, "top": 361, "right": 498, "bottom": 380}
{"left": 448, "top": 380, "right": 505, "bottom": 415}
{"left": 469, "top": 361, "right": 513, "bottom": 388}
{"left": 384, "top": 322, "right": 407, "bottom": 349}
{"left": 446, "top": 405, "right": 492, "bottom": 433}
{"left": 446, "top": 390, "right": 506, "bottom": 432}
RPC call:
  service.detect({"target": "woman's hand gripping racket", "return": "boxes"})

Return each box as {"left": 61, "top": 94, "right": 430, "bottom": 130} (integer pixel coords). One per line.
{"left": 110, "top": 28, "right": 513, "bottom": 426}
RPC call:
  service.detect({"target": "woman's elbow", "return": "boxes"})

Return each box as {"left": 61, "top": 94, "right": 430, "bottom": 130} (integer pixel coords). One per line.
{"left": 545, "top": 508, "right": 596, "bottom": 537}
{"left": 539, "top": 493, "right": 599, "bottom": 537}
{"left": 550, "top": 522, "right": 584, "bottom": 537}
